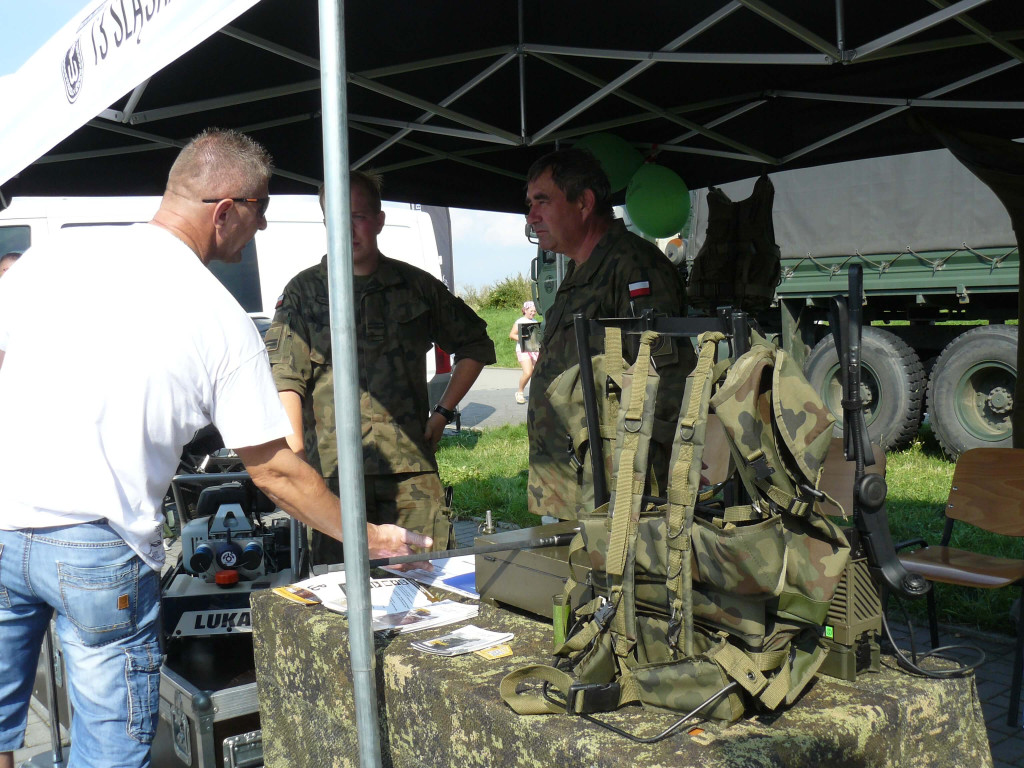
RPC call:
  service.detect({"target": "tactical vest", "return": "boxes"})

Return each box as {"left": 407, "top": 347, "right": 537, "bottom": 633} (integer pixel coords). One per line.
{"left": 502, "top": 329, "right": 850, "bottom": 727}
{"left": 687, "top": 174, "right": 781, "bottom": 313}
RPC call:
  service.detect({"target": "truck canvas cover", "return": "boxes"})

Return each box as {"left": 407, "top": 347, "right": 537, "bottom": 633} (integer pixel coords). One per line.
{"left": 689, "top": 148, "right": 1018, "bottom": 260}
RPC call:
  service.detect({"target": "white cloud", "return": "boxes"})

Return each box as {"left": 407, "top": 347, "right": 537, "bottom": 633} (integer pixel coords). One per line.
{"left": 451, "top": 208, "right": 531, "bottom": 249}
{"left": 451, "top": 208, "right": 537, "bottom": 291}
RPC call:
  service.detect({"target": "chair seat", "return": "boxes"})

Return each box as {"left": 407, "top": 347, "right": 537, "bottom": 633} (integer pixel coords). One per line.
{"left": 900, "top": 546, "right": 1024, "bottom": 589}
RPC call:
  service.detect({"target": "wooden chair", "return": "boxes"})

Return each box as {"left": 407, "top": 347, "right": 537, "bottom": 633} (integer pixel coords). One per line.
{"left": 897, "top": 447, "right": 1024, "bottom": 727}
{"left": 815, "top": 438, "right": 885, "bottom": 519}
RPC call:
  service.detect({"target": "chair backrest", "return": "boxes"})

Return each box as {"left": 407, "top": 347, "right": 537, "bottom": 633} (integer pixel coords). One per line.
{"left": 946, "top": 448, "right": 1024, "bottom": 537}
{"left": 816, "top": 437, "right": 885, "bottom": 517}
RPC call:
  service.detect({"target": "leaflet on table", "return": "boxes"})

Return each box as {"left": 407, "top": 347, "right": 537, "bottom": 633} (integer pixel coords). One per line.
{"left": 382, "top": 554, "right": 480, "bottom": 600}
{"left": 280, "top": 572, "right": 425, "bottom": 614}
{"left": 275, "top": 572, "right": 478, "bottom": 633}
{"left": 373, "top": 600, "right": 479, "bottom": 634}
{"left": 411, "top": 625, "right": 513, "bottom": 656}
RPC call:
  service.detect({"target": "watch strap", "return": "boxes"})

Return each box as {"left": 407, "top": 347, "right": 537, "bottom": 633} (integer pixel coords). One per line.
{"left": 433, "top": 403, "right": 456, "bottom": 424}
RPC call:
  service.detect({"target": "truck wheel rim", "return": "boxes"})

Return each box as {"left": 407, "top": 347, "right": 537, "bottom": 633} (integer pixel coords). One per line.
{"left": 952, "top": 360, "right": 1014, "bottom": 442}
{"left": 823, "top": 362, "right": 878, "bottom": 425}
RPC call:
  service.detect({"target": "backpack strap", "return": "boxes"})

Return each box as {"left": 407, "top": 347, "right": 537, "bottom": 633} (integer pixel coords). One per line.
{"left": 604, "top": 330, "right": 661, "bottom": 657}
{"left": 664, "top": 331, "right": 726, "bottom": 655}
{"left": 605, "top": 330, "right": 659, "bottom": 579}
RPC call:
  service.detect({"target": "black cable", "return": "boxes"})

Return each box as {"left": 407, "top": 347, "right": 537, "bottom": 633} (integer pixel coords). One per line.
{"left": 881, "top": 595, "right": 985, "bottom": 679}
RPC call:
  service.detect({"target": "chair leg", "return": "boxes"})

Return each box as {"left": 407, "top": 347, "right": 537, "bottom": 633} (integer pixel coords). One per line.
{"left": 926, "top": 587, "right": 940, "bottom": 649}
{"left": 1008, "top": 587, "right": 1024, "bottom": 728}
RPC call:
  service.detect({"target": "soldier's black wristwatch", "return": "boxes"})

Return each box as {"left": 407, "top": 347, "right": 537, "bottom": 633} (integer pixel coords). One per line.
{"left": 432, "top": 404, "right": 456, "bottom": 424}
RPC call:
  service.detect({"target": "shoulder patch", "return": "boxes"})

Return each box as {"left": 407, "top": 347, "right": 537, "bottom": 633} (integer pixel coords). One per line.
{"left": 263, "top": 324, "right": 282, "bottom": 352}
{"left": 628, "top": 278, "right": 651, "bottom": 298}
{"left": 275, "top": 294, "right": 285, "bottom": 310}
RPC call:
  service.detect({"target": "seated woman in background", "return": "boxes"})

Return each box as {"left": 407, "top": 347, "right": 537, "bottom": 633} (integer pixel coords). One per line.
{"left": 509, "top": 300, "right": 540, "bottom": 404}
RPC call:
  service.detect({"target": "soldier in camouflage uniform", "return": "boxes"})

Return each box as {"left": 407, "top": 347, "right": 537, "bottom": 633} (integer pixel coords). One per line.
{"left": 264, "top": 171, "right": 495, "bottom": 564}
{"left": 525, "top": 148, "right": 696, "bottom": 520}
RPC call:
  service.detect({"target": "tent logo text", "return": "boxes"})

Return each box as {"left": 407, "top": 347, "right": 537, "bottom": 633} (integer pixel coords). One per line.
{"left": 62, "top": 38, "right": 85, "bottom": 104}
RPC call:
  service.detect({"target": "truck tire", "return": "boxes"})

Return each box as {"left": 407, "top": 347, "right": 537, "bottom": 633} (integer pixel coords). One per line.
{"left": 804, "top": 327, "right": 925, "bottom": 452}
{"left": 926, "top": 325, "right": 1016, "bottom": 460}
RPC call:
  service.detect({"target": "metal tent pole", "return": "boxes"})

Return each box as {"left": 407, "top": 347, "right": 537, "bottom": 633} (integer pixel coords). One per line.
{"left": 318, "top": 2, "right": 383, "bottom": 767}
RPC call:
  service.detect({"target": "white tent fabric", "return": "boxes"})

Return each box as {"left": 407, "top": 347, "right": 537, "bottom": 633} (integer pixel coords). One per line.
{"left": 0, "top": 0, "right": 260, "bottom": 189}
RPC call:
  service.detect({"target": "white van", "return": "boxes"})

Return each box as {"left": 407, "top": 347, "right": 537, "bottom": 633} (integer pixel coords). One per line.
{"left": 0, "top": 195, "right": 454, "bottom": 398}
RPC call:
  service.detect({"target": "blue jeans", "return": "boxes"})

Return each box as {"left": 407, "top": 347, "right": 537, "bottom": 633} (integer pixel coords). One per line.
{"left": 0, "top": 522, "right": 162, "bottom": 768}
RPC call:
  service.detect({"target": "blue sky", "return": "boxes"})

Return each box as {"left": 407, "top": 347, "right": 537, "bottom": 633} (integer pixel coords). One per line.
{"left": 0, "top": 0, "right": 537, "bottom": 293}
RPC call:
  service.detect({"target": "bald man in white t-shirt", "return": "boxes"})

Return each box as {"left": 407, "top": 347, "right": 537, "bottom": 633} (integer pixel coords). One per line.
{"left": 0, "top": 129, "right": 429, "bottom": 768}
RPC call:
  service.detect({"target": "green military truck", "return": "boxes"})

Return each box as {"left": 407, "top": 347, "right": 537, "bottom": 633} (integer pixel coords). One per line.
{"left": 532, "top": 148, "right": 1018, "bottom": 459}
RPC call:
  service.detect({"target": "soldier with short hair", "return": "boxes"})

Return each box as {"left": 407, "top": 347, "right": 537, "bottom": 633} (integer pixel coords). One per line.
{"left": 265, "top": 171, "right": 495, "bottom": 565}
{"left": 524, "top": 148, "right": 695, "bottom": 520}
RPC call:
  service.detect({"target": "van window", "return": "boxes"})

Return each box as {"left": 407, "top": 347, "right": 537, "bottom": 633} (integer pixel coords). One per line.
{"left": 0, "top": 225, "right": 30, "bottom": 255}
{"left": 207, "top": 240, "right": 263, "bottom": 313}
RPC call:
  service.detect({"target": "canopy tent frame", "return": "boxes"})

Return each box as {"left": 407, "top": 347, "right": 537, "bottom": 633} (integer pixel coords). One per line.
{"left": 5, "top": 0, "right": 1022, "bottom": 209}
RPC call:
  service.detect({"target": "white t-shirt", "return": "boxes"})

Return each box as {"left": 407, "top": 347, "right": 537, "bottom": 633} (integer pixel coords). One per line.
{"left": 0, "top": 224, "right": 292, "bottom": 570}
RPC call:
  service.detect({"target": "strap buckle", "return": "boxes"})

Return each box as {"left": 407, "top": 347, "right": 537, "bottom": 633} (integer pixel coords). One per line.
{"left": 747, "top": 452, "right": 775, "bottom": 481}
{"left": 786, "top": 484, "right": 825, "bottom": 517}
{"left": 565, "top": 682, "right": 621, "bottom": 715}
{"left": 592, "top": 601, "right": 616, "bottom": 630}
{"left": 566, "top": 434, "right": 583, "bottom": 473}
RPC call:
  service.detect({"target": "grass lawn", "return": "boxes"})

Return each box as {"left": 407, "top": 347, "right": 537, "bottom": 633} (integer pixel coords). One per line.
{"left": 437, "top": 418, "right": 1021, "bottom": 636}
{"left": 475, "top": 307, "right": 536, "bottom": 368}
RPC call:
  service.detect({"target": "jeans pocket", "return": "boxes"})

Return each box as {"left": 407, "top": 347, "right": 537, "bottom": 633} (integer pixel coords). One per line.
{"left": 0, "top": 543, "right": 9, "bottom": 608}
{"left": 126, "top": 639, "right": 163, "bottom": 744}
{"left": 57, "top": 559, "right": 139, "bottom": 647}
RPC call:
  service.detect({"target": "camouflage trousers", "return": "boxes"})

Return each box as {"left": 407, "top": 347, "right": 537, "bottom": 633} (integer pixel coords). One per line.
{"left": 311, "top": 471, "right": 453, "bottom": 565}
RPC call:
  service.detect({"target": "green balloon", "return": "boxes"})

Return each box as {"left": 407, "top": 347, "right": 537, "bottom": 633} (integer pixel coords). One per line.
{"left": 574, "top": 133, "right": 644, "bottom": 193}
{"left": 625, "top": 163, "right": 691, "bottom": 238}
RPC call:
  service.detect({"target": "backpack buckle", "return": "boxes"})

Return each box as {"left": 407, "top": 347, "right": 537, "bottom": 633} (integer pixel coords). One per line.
{"left": 787, "top": 484, "right": 825, "bottom": 517}
{"left": 566, "top": 434, "right": 583, "bottom": 473}
{"left": 592, "top": 601, "right": 617, "bottom": 630}
{"left": 747, "top": 452, "right": 775, "bottom": 481}
{"left": 565, "top": 682, "right": 621, "bottom": 714}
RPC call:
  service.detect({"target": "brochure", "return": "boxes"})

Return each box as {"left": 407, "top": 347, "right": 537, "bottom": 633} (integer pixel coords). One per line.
{"left": 277, "top": 572, "right": 478, "bottom": 633}
{"left": 372, "top": 600, "right": 479, "bottom": 634}
{"left": 383, "top": 554, "right": 480, "bottom": 600}
{"left": 411, "top": 625, "right": 513, "bottom": 656}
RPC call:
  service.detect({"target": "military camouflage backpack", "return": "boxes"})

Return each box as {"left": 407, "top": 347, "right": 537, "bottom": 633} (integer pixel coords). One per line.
{"left": 502, "top": 329, "right": 850, "bottom": 728}
{"left": 687, "top": 173, "right": 782, "bottom": 313}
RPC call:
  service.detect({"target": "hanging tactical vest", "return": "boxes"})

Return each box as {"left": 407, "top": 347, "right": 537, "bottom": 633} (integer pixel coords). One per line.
{"left": 502, "top": 329, "right": 850, "bottom": 726}
{"left": 687, "top": 174, "right": 782, "bottom": 313}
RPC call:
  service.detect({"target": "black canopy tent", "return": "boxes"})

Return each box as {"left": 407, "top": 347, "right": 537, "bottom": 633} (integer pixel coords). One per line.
{"left": 3, "top": 0, "right": 1023, "bottom": 214}
{"left": 3, "top": 4, "right": 1022, "bottom": 763}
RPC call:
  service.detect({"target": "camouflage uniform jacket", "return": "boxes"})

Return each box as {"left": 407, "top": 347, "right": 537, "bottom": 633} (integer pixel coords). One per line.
{"left": 527, "top": 218, "right": 695, "bottom": 518}
{"left": 265, "top": 254, "right": 495, "bottom": 479}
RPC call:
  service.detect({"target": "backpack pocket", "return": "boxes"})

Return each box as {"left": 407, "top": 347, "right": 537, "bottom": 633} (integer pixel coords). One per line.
{"left": 691, "top": 515, "right": 786, "bottom": 596}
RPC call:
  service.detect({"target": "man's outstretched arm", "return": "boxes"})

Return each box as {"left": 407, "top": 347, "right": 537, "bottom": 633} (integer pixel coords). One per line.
{"left": 235, "top": 437, "right": 431, "bottom": 558}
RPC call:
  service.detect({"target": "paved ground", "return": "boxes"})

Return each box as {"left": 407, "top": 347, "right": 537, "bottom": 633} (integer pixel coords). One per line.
{"left": 17, "top": 367, "right": 1024, "bottom": 765}
{"left": 450, "top": 366, "right": 529, "bottom": 431}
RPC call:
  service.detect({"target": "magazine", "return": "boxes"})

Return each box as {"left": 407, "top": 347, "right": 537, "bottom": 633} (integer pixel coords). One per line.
{"left": 382, "top": 555, "right": 479, "bottom": 600}
{"left": 275, "top": 572, "right": 478, "bottom": 633}
{"left": 411, "top": 625, "right": 513, "bottom": 656}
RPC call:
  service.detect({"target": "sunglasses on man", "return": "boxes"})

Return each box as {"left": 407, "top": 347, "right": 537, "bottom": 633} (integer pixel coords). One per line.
{"left": 202, "top": 197, "right": 270, "bottom": 217}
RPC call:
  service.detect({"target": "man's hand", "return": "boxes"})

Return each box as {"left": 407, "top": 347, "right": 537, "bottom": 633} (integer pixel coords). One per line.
{"left": 424, "top": 411, "right": 447, "bottom": 452}
{"left": 368, "top": 524, "right": 434, "bottom": 571}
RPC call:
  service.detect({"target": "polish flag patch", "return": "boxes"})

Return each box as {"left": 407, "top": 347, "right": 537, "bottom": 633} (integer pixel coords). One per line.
{"left": 275, "top": 294, "right": 285, "bottom": 309}
{"left": 628, "top": 280, "right": 651, "bottom": 298}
